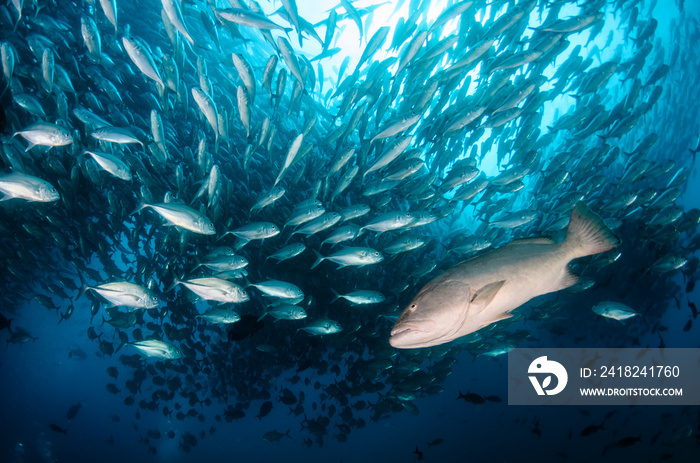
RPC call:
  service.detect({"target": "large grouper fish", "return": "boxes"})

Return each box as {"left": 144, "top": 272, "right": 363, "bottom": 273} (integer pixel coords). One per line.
{"left": 389, "top": 202, "right": 620, "bottom": 349}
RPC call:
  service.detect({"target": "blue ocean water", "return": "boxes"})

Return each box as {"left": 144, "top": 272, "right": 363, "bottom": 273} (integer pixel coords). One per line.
{"left": 1, "top": 0, "right": 699, "bottom": 462}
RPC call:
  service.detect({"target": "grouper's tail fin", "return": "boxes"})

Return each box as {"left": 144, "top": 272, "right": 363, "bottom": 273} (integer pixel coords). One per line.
{"left": 565, "top": 202, "right": 620, "bottom": 258}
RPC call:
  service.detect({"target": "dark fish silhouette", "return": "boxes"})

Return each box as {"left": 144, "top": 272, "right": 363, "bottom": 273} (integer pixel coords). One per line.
{"left": 532, "top": 418, "right": 542, "bottom": 437}
{"left": 603, "top": 435, "right": 641, "bottom": 455}
{"left": 66, "top": 403, "right": 82, "bottom": 420}
{"left": 581, "top": 421, "right": 605, "bottom": 437}
{"left": 68, "top": 347, "right": 87, "bottom": 360}
{"left": 256, "top": 401, "right": 273, "bottom": 421}
{"left": 0, "top": 313, "right": 11, "bottom": 331}
{"left": 262, "top": 429, "right": 291, "bottom": 442}
{"left": 279, "top": 388, "right": 297, "bottom": 405}
{"left": 427, "top": 438, "right": 444, "bottom": 447}
{"left": 49, "top": 424, "right": 67, "bottom": 434}
{"left": 457, "top": 391, "right": 485, "bottom": 404}
{"left": 413, "top": 446, "right": 423, "bottom": 461}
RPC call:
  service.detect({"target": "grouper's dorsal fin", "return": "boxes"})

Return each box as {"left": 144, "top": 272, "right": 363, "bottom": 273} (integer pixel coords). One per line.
{"left": 470, "top": 280, "right": 505, "bottom": 311}
{"left": 506, "top": 236, "right": 556, "bottom": 246}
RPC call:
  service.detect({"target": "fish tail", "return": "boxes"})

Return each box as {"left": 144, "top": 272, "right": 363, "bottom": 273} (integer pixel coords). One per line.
{"left": 129, "top": 202, "right": 148, "bottom": 216}
{"left": 58, "top": 300, "right": 75, "bottom": 325}
{"left": 256, "top": 311, "right": 267, "bottom": 322}
{"left": 330, "top": 288, "right": 341, "bottom": 303}
{"left": 564, "top": 202, "right": 620, "bottom": 258}
{"left": 164, "top": 280, "right": 180, "bottom": 293}
{"left": 77, "top": 269, "right": 90, "bottom": 300}
{"left": 165, "top": 269, "right": 182, "bottom": 293}
{"left": 310, "top": 250, "right": 325, "bottom": 269}
{"left": 115, "top": 341, "right": 127, "bottom": 353}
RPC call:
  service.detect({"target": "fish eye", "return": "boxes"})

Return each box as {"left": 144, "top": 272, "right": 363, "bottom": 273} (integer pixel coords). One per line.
{"left": 411, "top": 304, "right": 416, "bottom": 309}
{"left": 374, "top": 252, "right": 379, "bottom": 256}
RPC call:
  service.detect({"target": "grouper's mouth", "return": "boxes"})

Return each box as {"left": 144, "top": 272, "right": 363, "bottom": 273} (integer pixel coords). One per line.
{"left": 389, "top": 319, "right": 436, "bottom": 348}
{"left": 390, "top": 319, "right": 434, "bottom": 337}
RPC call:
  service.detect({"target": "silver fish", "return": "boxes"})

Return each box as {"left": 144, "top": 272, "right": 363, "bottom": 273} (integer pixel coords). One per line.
{"left": 173, "top": 277, "right": 248, "bottom": 303}
{"left": 249, "top": 279, "right": 304, "bottom": 301}
{"left": 129, "top": 340, "right": 182, "bottom": 360}
{"left": 84, "top": 151, "right": 131, "bottom": 181}
{"left": 85, "top": 282, "right": 159, "bottom": 310}
{"left": 136, "top": 203, "right": 216, "bottom": 235}
{"left": 592, "top": 302, "right": 638, "bottom": 322}
{"left": 0, "top": 172, "right": 59, "bottom": 202}
{"left": 311, "top": 246, "right": 384, "bottom": 269}
{"left": 99, "top": 0, "right": 118, "bottom": 32}
{"left": 123, "top": 35, "right": 163, "bottom": 87}
{"left": 299, "top": 318, "right": 342, "bottom": 335}
{"left": 13, "top": 122, "right": 73, "bottom": 151}
{"left": 331, "top": 289, "right": 385, "bottom": 306}
{"left": 196, "top": 308, "right": 241, "bottom": 324}
{"left": 90, "top": 126, "right": 143, "bottom": 146}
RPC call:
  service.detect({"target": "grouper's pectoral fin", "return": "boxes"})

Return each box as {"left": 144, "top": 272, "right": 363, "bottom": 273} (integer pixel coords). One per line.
{"left": 470, "top": 280, "right": 506, "bottom": 312}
